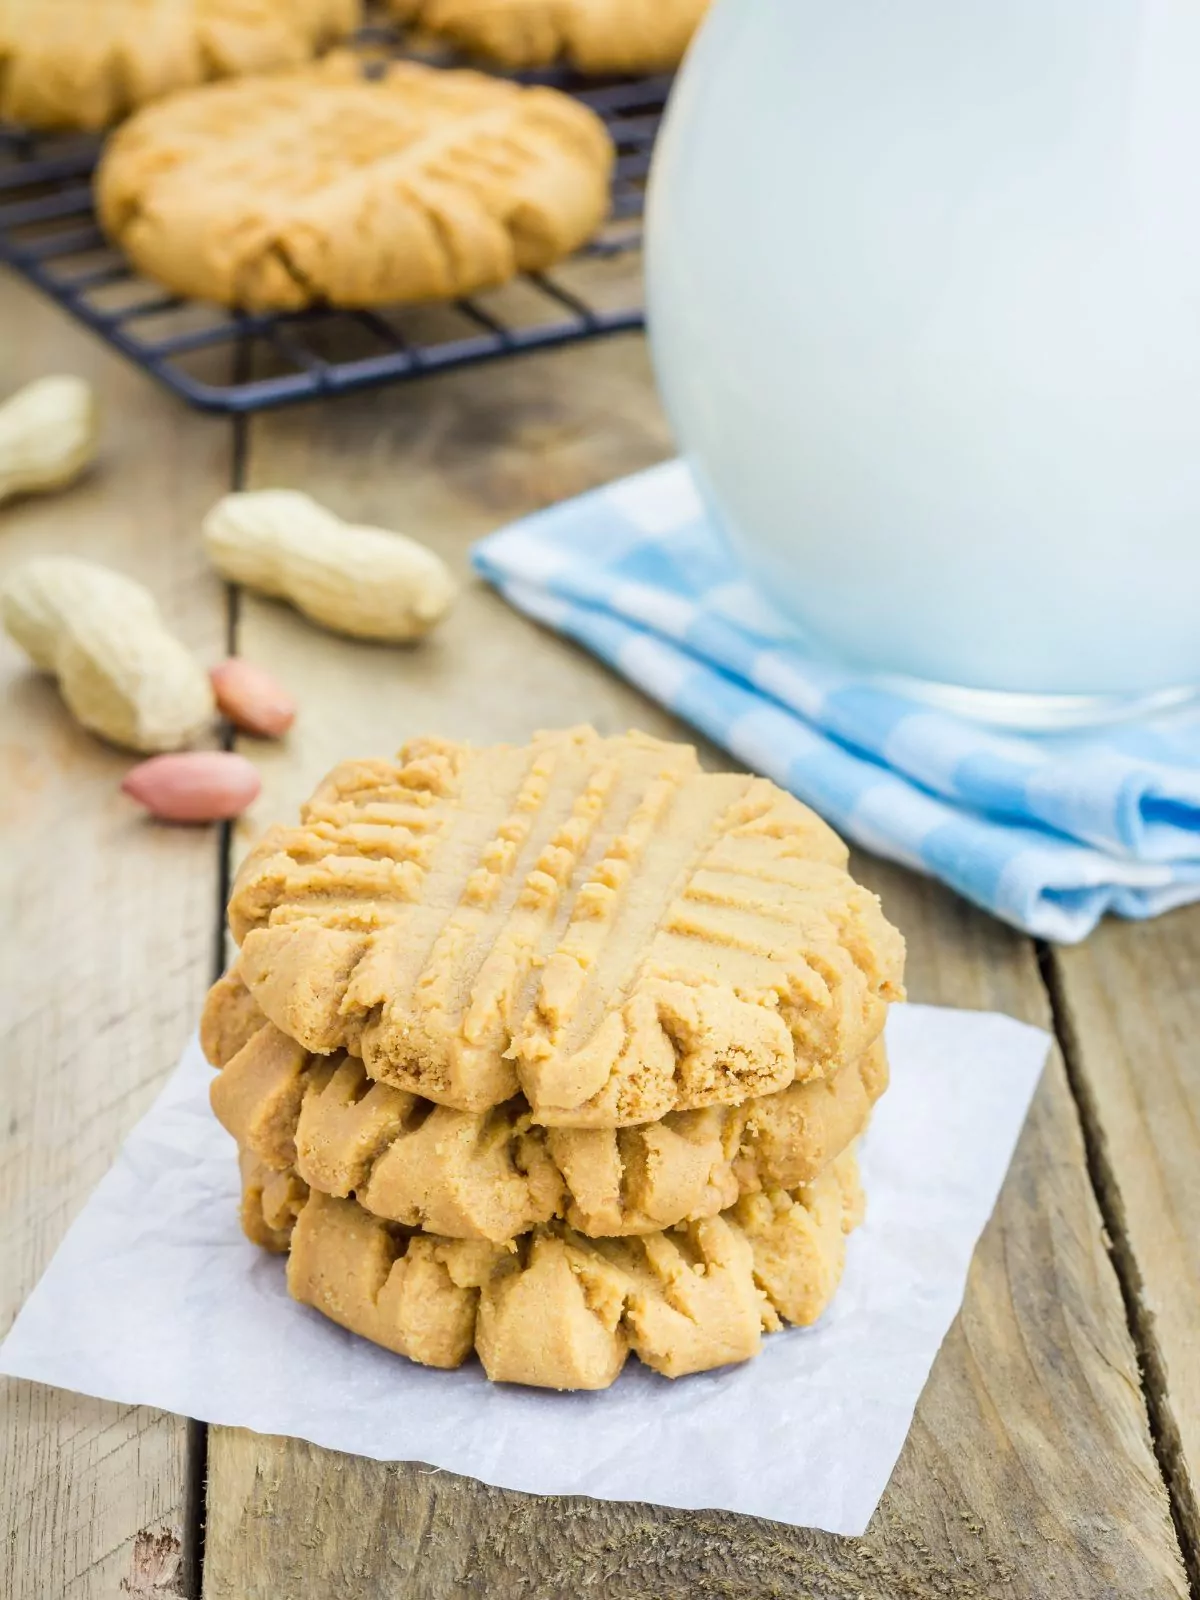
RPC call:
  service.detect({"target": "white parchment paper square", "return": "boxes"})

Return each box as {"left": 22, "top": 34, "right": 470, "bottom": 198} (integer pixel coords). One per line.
{"left": 0, "top": 1003, "right": 1048, "bottom": 1537}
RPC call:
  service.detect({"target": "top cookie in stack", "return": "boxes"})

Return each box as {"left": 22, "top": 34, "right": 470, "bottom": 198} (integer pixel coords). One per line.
{"left": 204, "top": 727, "right": 905, "bottom": 1388}
{"left": 227, "top": 727, "right": 904, "bottom": 1126}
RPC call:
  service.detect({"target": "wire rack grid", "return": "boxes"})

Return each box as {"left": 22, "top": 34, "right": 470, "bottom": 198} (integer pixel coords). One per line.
{"left": 0, "top": 44, "right": 666, "bottom": 414}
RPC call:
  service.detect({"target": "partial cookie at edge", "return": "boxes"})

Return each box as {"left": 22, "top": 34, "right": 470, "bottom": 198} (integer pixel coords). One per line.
{"left": 0, "top": 0, "right": 358, "bottom": 131}
{"left": 390, "top": 0, "right": 709, "bottom": 74}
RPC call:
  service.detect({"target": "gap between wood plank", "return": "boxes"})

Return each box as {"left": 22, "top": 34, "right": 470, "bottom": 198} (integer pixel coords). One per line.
{"left": 185, "top": 409, "right": 249, "bottom": 1600}
{"left": 1038, "top": 942, "right": 1200, "bottom": 1599}
{"left": 181, "top": 1419, "right": 207, "bottom": 1600}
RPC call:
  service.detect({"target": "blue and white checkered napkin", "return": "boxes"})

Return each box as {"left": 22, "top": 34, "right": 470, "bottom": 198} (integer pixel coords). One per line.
{"left": 472, "top": 460, "right": 1200, "bottom": 943}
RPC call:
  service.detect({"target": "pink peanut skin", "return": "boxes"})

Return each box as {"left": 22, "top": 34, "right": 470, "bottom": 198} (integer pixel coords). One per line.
{"left": 121, "top": 752, "right": 261, "bottom": 822}
{"left": 210, "top": 658, "right": 295, "bottom": 738}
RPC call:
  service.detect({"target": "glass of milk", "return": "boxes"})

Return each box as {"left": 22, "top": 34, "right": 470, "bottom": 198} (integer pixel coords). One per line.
{"left": 645, "top": 0, "right": 1200, "bottom": 727}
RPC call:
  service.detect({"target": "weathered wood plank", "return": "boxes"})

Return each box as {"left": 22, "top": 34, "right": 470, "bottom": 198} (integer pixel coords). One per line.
{"left": 1048, "top": 909, "right": 1200, "bottom": 1580}
{"left": 202, "top": 338, "right": 1187, "bottom": 1598}
{"left": 0, "top": 272, "right": 230, "bottom": 1600}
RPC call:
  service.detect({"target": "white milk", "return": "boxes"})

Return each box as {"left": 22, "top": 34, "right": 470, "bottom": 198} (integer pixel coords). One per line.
{"left": 646, "top": 0, "right": 1200, "bottom": 716}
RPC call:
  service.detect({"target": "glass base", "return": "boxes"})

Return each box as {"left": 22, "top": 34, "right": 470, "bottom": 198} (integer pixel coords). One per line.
{"left": 870, "top": 673, "right": 1200, "bottom": 731}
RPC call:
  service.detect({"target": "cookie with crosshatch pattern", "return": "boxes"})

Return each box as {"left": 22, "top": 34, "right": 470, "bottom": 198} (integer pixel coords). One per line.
{"left": 391, "top": 0, "right": 709, "bottom": 74}
{"left": 94, "top": 52, "right": 614, "bottom": 310}
{"left": 217, "top": 726, "right": 905, "bottom": 1127}
{"left": 244, "top": 1141, "right": 865, "bottom": 1389}
{"left": 0, "top": 0, "right": 357, "bottom": 131}
{"left": 202, "top": 977, "right": 888, "bottom": 1241}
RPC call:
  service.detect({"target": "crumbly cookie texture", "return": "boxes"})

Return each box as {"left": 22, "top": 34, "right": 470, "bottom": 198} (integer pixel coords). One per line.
{"left": 222, "top": 728, "right": 905, "bottom": 1126}
{"left": 204, "top": 988, "right": 886, "bottom": 1241}
{"left": 0, "top": 0, "right": 357, "bottom": 131}
{"left": 95, "top": 53, "right": 614, "bottom": 311}
{"left": 240, "top": 1147, "right": 309, "bottom": 1253}
{"left": 252, "top": 1145, "right": 863, "bottom": 1388}
{"left": 391, "top": 0, "right": 708, "bottom": 73}
{"left": 200, "top": 967, "right": 270, "bottom": 1070}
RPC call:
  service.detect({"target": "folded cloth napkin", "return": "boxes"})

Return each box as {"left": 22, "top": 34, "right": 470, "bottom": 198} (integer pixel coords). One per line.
{"left": 473, "top": 460, "right": 1200, "bottom": 942}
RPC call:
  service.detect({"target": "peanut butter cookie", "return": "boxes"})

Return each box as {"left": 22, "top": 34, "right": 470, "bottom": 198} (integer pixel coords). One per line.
{"left": 204, "top": 996, "right": 887, "bottom": 1241}
{"left": 95, "top": 52, "right": 613, "bottom": 309}
{"left": 0, "top": 0, "right": 357, "bottom": 131}
{"left": 219, "top": 727, "right": 905, "bottom": 1125}
{"left": 391, "top": 0, "right": 708, "bottom": 74}
{"left": 248, "top": 1144, "right": 864, "bottom": 1388}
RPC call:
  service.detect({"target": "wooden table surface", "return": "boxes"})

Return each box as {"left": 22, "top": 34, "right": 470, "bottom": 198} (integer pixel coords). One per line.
{"left": 2, "top": 258, "right": 1199, "bottom": 1600}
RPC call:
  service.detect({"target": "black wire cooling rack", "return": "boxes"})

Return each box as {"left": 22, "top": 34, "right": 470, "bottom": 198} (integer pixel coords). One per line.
{"left": 0, "top": 42, "right": 666, "bottom": 414}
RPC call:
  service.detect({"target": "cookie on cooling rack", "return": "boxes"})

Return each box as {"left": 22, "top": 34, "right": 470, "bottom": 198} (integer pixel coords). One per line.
{"left": 391, "top": 0, "right": 709, "bottom": 74}
{"left": 0, "top": 0, "right": 358, "bottom": 132}
{"left": 93, "top": 52, "right": 614, "bottom": 310}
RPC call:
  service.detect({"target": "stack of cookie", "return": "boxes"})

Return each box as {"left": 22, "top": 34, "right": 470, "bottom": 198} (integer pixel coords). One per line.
{"left": 200, "top": 728, "right": 905, "bottom": 1389}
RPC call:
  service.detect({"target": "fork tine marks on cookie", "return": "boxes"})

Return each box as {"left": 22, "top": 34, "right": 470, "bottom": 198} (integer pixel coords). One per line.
{"left": 221, "top": 729, "right": 905, "bottom": 1125}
